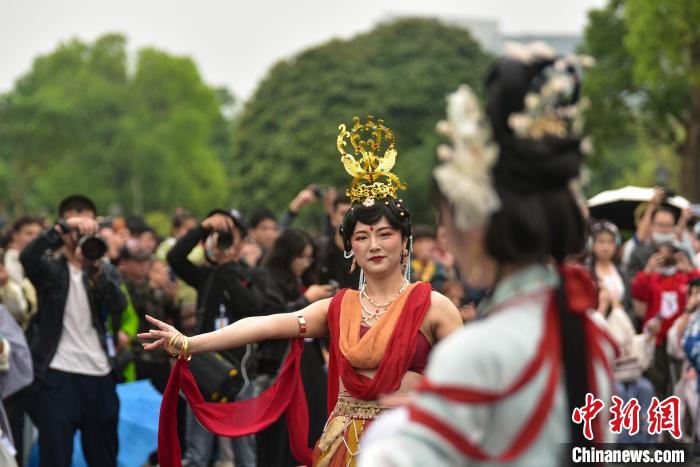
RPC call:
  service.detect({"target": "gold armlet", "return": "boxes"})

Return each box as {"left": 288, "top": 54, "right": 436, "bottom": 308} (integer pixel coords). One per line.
{"left": 296, "top": 311, "right": 307, "bottom": 337}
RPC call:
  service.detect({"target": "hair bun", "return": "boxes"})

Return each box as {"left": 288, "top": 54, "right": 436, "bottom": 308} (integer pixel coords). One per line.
{"left": 485, "top": 56, "right": 587, "bottom": 193}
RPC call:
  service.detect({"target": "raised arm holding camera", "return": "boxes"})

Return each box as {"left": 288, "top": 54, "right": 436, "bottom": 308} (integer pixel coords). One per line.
{"left": 19, "top": 195, "right": 127, "bottom": 467}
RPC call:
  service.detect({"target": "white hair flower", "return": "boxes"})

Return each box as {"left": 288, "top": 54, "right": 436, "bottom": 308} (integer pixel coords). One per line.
{"left": 433, "top": 85, "right": 500, "bottom": 230}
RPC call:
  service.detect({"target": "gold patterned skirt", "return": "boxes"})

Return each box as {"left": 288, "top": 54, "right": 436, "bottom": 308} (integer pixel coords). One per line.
{"left": 312, "top": 395, "right": 387, "bottom": 467}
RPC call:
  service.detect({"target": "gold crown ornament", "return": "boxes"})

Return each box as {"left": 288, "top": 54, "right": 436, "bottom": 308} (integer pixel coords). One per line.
{"left": 337, "top": 116, "right": 407, "bottom": 207}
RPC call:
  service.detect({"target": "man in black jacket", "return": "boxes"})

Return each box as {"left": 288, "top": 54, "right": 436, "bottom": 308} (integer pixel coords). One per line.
{"left": 318, "top": 192, "right": 359, "bottom": 289}
{"left": 21, "top": 195, "right": 126, "bottom": 467}
{"left": 167, "top": 209, "right": 284, "bottom": 467}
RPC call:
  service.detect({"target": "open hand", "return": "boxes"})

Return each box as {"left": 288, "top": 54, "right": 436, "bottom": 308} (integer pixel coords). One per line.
{"left": 137, "top": 315, "right": 182, "bottom": 352}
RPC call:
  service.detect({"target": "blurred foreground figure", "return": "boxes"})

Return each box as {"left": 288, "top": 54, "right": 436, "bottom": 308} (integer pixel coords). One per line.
{"left": 361, "top": 44, "right": 615, "bottom": 466}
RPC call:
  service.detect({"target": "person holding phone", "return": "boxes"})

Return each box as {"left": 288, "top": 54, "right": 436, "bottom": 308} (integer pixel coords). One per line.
{"left": 632, "top": 242, "right": 700, "bottom": 398}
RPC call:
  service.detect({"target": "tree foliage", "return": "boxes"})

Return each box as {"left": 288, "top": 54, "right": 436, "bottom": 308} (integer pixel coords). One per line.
{"left": 231, "top": 18, "right": 492, "bottom": 222}
{"left": 581, "top": 0, "right": 700, "bottom": 200}
{"left": 0, "top": 34, "right": 231, "bottom": 217}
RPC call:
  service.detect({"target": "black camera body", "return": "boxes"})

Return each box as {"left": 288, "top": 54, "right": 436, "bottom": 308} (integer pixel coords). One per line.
{"left": 313, "top": 185, "right": 329, "bottom": 198}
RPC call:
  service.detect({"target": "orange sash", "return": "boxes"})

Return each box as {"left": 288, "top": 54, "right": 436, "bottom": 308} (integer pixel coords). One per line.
{"left": 339, "top": 283, "right": 419, "bottom": 369}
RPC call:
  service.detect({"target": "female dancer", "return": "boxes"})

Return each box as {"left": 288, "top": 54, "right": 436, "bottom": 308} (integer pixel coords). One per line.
{"left": 361, "top": 46, "right": 616, "bottom": 465}
{"left": 139, "top": 116, "right": 463, "bottom": 467}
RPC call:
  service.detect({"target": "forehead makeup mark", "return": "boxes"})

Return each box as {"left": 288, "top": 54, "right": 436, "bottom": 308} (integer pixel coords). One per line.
{"left": 354, "top": 225, "right": 395, "bottom": 236}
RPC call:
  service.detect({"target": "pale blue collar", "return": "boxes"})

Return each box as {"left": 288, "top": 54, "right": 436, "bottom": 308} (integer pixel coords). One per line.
{"left": 477, "top": 263, "right": 558, "bottom": 318}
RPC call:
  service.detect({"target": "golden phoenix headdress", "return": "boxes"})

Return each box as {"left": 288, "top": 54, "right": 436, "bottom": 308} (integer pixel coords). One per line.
{"left": 337, "top": 116, "right": 406, "bottom": 207}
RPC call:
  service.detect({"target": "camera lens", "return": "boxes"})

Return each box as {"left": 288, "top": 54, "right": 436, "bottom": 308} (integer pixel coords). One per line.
{"left": 78, "top": 235, "right": 108, "bottom": 261}
{"left": 217, "top": 231, "right": 233, "bottom": 249}
{"left": 313, "top": 186, "right": 326, "bottom": 198}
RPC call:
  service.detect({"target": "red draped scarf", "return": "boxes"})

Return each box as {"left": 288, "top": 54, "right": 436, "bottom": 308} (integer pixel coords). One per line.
{"left": 157, "top": 282, "right": 433, "bottom": 467}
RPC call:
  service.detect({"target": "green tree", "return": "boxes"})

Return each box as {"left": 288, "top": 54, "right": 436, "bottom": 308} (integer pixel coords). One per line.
{"left": 0, "top": 33, "right": 233, "bottom": 216}
{"left": 624, "top": 0, "right": 700, "bottom": 200}
{"left": 0, "top": 34, "right": 129, "bottom": 214}
{"left": 581, "top": 0, "right": 700, "bottom": 200}
{"left": 231, "top": 18, "right": 492, "bottom": 223}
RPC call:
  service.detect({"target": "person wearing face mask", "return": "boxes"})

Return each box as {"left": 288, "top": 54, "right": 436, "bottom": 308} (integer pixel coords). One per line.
{"left": 631, "top": 242, "right": 700, "bottom": 398}
{"left": 625, "top": 205, "right": 696, "bottom": 286}
{"left": 166, "top": 209, "right": 286, "bottom": 467}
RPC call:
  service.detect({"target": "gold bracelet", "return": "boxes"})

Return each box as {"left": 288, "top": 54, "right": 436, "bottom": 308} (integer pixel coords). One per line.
{"left": 296, "top": 311, "right": 307, "bottom": 337}
{"left": 167, "top": 332, "right": 182, "bottom": 354}
{"left": 179, "top": 336, "right": 191, "bottom": 361}
{"left": 170, "top": 335, "right": 182, "bottom": 358}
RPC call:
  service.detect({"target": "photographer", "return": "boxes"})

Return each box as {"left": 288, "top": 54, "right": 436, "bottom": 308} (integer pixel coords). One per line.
{"left": 317, "top": 192, "right": 360, "bottom": 289}
{"left": 631, "top": 241, "right": 700, "bottom": 398}
{"left": 626, "top": 193, "right": 696, "bottom": 282}
{"left": 280, "top": 184, "right": 336, "bottom": 234}
{"left": 167, "top": 209, "right": 285, "bottom": 467}
{"left": 20, "top": 195, "right": 126, "bottom": 467}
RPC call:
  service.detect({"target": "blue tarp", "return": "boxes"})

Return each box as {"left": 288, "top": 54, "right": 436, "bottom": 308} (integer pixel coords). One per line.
{"left": 28, "top": 379, "right": 162, "bottom": 467}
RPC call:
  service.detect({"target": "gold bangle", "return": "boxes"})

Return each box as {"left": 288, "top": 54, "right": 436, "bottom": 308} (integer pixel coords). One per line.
{"left": 296, "top": 311, "right": 307, "bottom": 337}
{"left": 167, "top": 332, "right": 182, "bottom": 354}
{"left": 169, "top": 334, "right": 183, "bottom": 358}
{"left": 180, "top": 336, "right": 191, "bottom": 361}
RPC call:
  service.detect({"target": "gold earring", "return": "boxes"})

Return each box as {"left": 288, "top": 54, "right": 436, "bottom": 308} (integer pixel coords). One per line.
{"left": 349, "top": 257, "right": 357, "bottom": 274}
{"left": 401, "top": 249, "right": 408, "bottom": 264}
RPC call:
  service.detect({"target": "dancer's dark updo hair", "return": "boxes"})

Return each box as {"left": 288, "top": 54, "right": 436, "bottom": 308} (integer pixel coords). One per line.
{"left": 340, "top": 198, "right": 411, "bottom": 253}
{"left": 434, "top": 55, "right": 591, "bottom": 452}
{"left": 482, "top": 57, "right": 586, "bottom": 265}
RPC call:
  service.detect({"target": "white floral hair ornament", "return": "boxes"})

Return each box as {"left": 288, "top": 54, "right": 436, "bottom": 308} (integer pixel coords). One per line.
{"left": 434, "top": 42, "right": 596, "bottom": 231}
{"left": 504, "top": 42, "right": 596, "bottom": 146}
{"left": 433, "top": 85, "right": 501, "bottom": 231}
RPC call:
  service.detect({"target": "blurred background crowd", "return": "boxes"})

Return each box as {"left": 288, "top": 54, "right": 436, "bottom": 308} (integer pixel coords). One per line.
{"left": 2, "top": 0, "right": 700, "bottom": 465}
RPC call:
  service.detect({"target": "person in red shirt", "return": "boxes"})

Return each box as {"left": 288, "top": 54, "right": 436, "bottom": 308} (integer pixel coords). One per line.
{"left": 632, "top": 242, "right": 700, "bottom": 397}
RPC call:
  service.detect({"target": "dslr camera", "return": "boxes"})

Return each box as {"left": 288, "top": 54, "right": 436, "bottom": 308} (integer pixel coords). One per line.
{"left": 216, "top": 230, "right": 234, "bottom": 249}
{"left": 57, "top": 219, "right": 108, "bottom": 261}
{"left": 312, "top": 185, "right": 329, "bottom": 198}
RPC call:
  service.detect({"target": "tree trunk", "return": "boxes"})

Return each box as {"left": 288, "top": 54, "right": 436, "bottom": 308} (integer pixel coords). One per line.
{"left": 681, "top": 86, "right": 700, "bottom": 202}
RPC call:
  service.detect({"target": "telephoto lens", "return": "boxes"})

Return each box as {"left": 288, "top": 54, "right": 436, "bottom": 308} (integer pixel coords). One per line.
{"left": 78, "top": 235, "right": 108, "bottom": 261}
{"left": 216, "top": 231, "right": 233, "bottom": 249}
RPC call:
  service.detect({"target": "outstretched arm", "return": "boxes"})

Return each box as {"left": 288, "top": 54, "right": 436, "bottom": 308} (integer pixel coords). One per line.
{"left": 138, "top": 297, "right": 331, "bottom": 355}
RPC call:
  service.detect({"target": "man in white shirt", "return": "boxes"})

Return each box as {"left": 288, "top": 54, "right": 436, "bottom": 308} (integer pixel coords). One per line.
{"left": 21, "top": 195, "right": 126, "bottom": 467}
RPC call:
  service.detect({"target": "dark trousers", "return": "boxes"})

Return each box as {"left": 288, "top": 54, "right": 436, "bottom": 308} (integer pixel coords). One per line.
{"left": 4, "top": 389, "right": 26, "bottom": 465}
{"left": 36, "top": 369, "right": 119, "bottom": 467}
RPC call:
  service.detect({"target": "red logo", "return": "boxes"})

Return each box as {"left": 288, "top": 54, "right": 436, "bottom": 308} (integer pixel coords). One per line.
{"left": 572, "top": 394, "right": 683, "bottom": 440}
{"left": 609, "top": 395, "right": 640, "bottom": 436}
{"left": 572, "top": 393, "right": 605, "bottom": 440}
{"left": 647, "top": 396, "right": 681, "bottom": 439}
